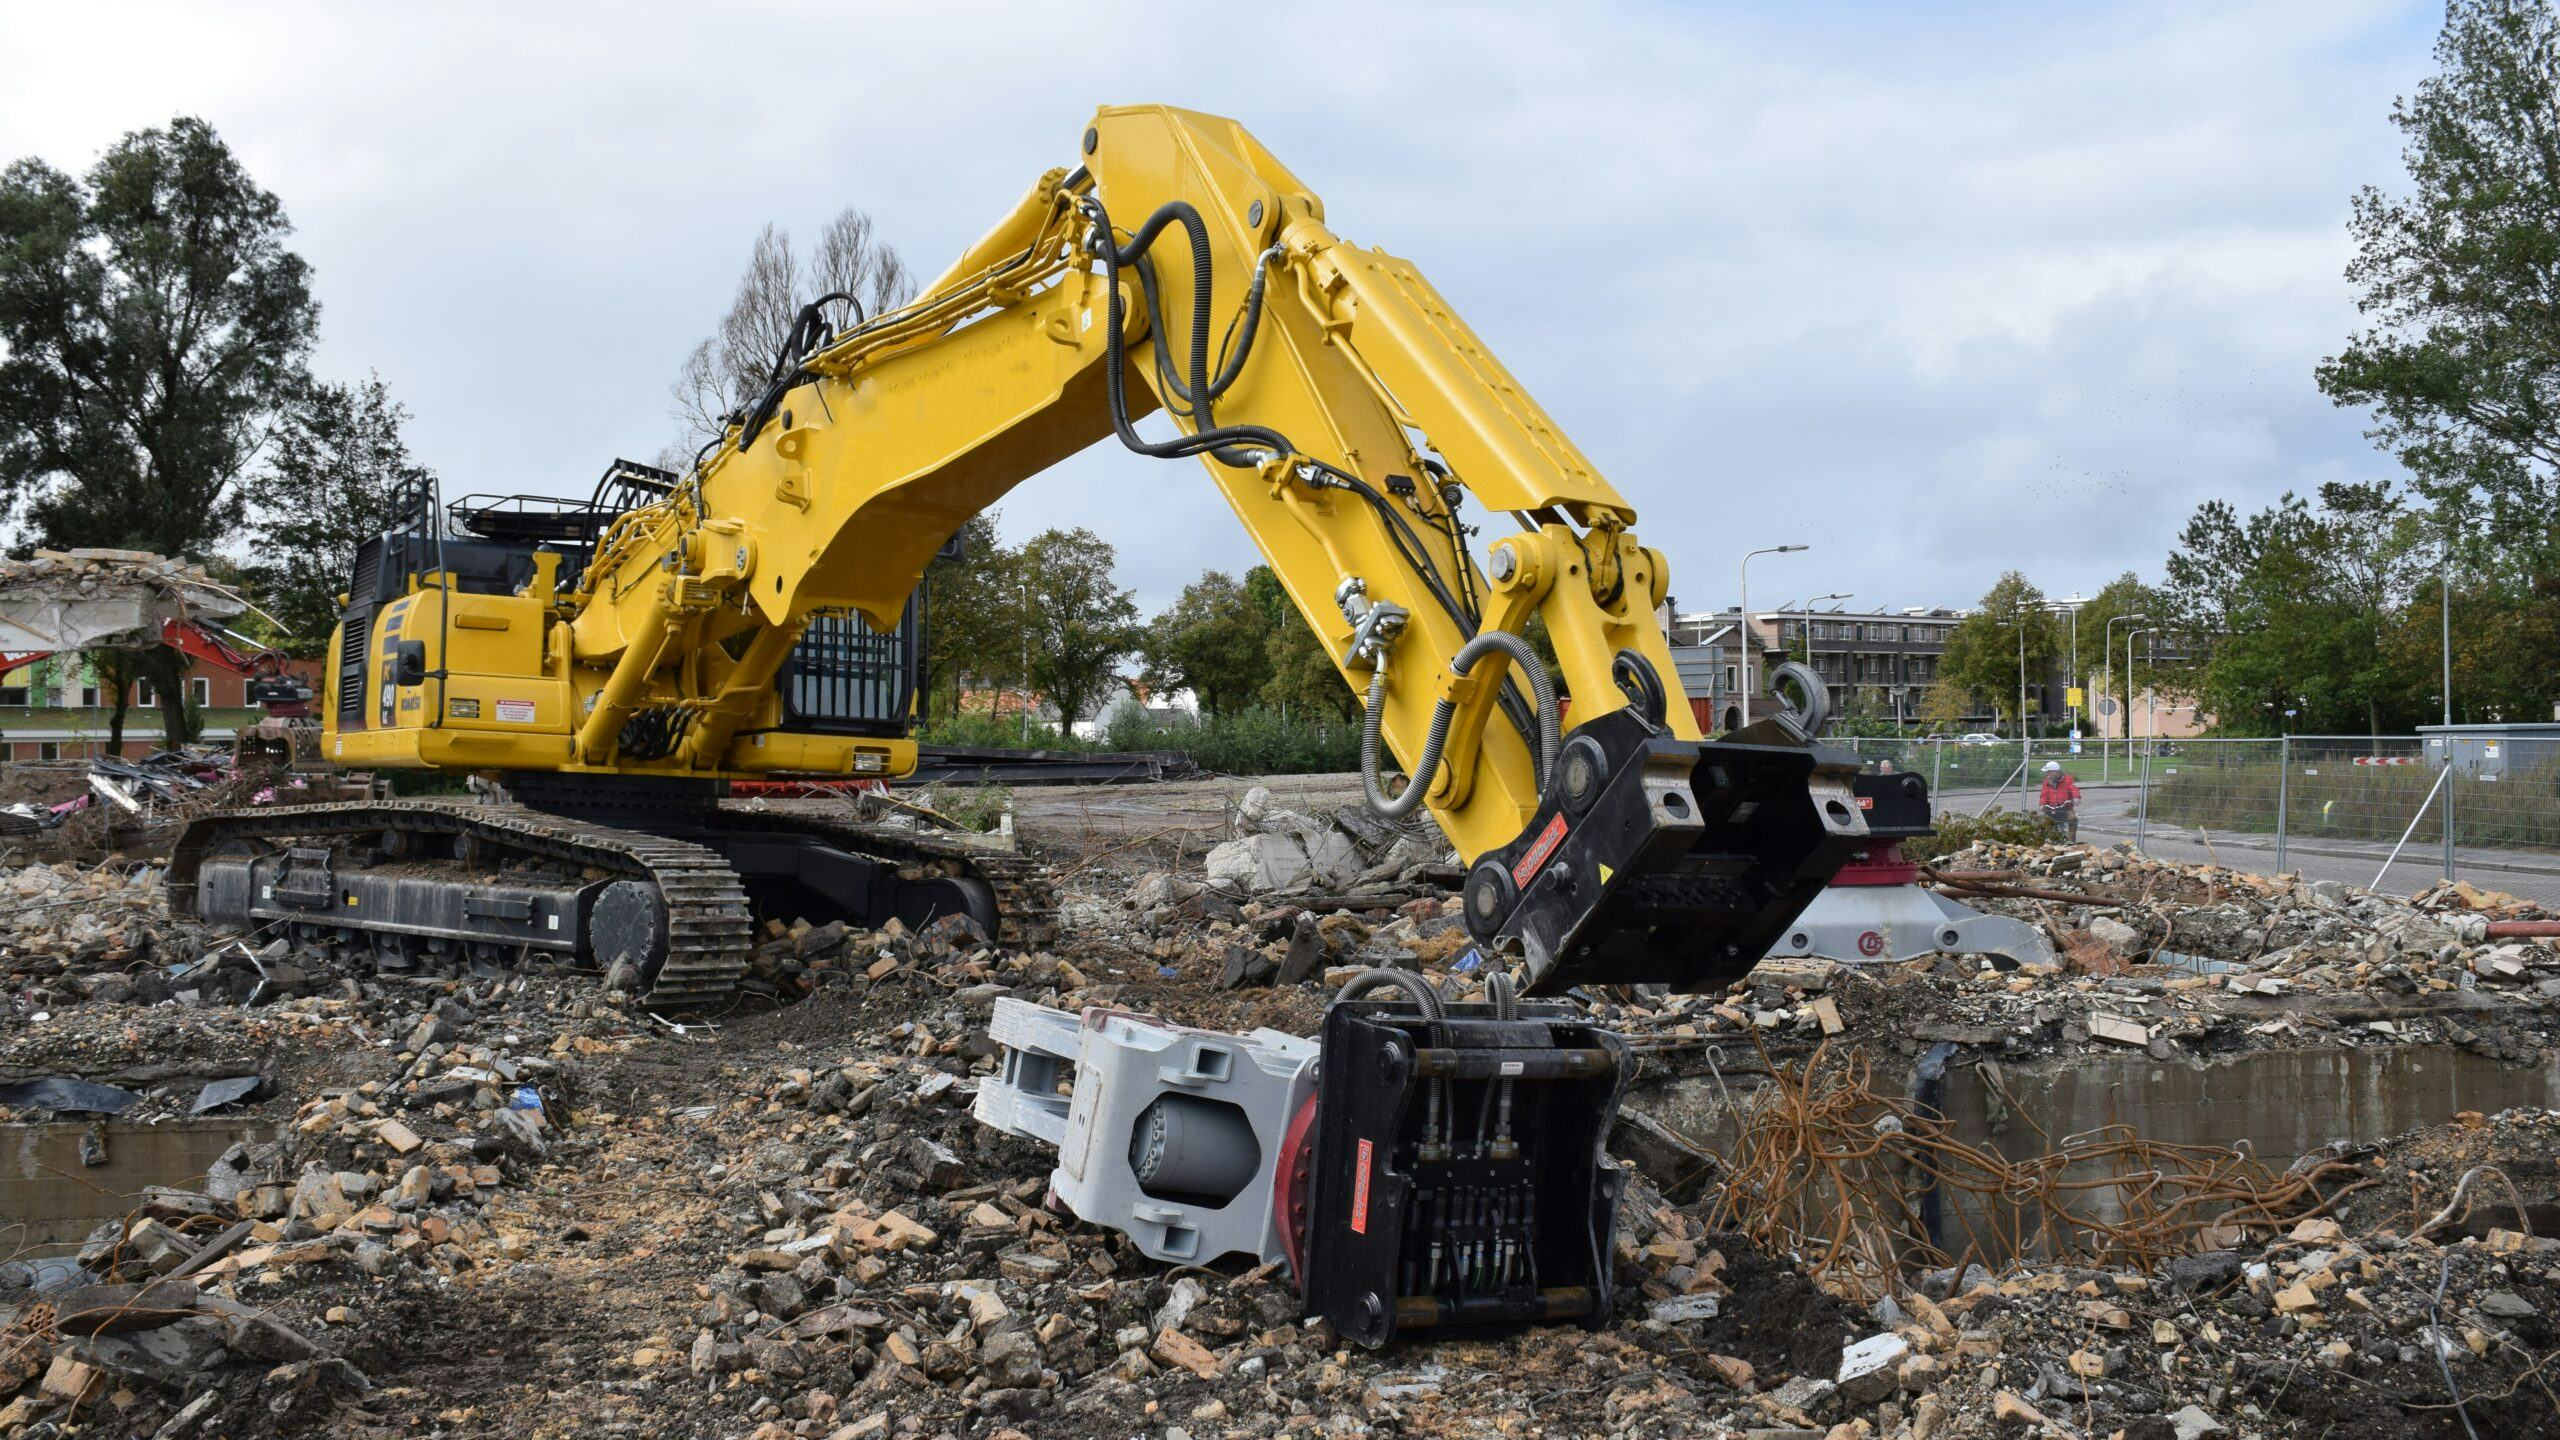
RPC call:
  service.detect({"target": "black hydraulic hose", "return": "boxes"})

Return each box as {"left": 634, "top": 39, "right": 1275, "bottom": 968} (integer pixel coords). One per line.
{"left": 1361, "top": 630, "right": 1561, "bottom": 819}
{"left": 1081, "top": 196, "right": 1291, "bottom": 465}
{"left": 1486, "top": 970, "right": 1519, "bottom": 1151}
{"left": 1335, "top": 967, "right": 1449, "bottom": 1151}
{"left": 1334, "top": 966, "right": 1446, "bottom": 1019}
{"left": 1133, "top": 242, "right": 1282, "bottom": 411}
{"left": 1083, "top": 194, "right": 1539, "bottom": 758}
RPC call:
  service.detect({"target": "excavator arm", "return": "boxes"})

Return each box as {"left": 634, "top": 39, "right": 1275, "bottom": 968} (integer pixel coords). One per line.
{"left": 330, "top": 105, "right": 1922, "bottom": 993}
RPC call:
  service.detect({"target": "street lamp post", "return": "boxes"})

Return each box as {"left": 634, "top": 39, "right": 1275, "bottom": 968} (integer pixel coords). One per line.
{"left": 2440, "top": 533, "right": 2454, "bottom": 727}
{"left": 2126, "top": 627, "right": 2152, "bottom": 751}
{"left": 2103, "top": 612, "right": 2148, "bottom": 783}
{"left": 1738, "top": 545, "right": 1807, "bottom": 725}
{"left": 2128, "top": 628, "right": 2156, "bottom": 849}
{"left": 2047, "top": 597, "right": 2084, "bottom": 741}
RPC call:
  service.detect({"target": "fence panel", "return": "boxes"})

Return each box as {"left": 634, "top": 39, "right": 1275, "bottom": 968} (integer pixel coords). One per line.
{"left": 2444, "top": 733, "right": 2560, "bottom": 854}
{"left": 2132, "top": 738, "right": 2284, "bottom": 854}
{"left": 1821, "top": 732, "right": 2560, "bottom": 903}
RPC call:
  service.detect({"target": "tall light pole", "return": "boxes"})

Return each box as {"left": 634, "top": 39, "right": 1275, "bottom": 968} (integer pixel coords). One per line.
{"left": 2440, "top": 532, "right": 2454, "bottom": 727}
{"left": 2127, "top": 628, "right": 2154, "bottom": 752}
{"left": 1998, "top": 602, "right": 2032, "bottom": 742}
{"left": 1738, "top": 544, "right": 1807, "bottom": 724}
{"left": 2103, "top": 612, "right": 2147, "bottom": 780}
{"left": 2046, "top": 597, "right": 2085, "bottom": 739}
{"left": 1806, "top": 592, "right": 1852, "bottom": 714}
{"left": 2146, "top": 632, "right": 2160, "bottom": 744}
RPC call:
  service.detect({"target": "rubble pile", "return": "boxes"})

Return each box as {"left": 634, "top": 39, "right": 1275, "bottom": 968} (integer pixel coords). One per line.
{"left": 1198, "top": 786, "right": 1454, "bottom": 904}
{"left": 1896, "top": 842, "right": 2560, "bottom": 1062}
{"left": 0, "top": 549, "right": 247, "bottom": 632}
{"left": 0, "top": 862, "right": 205, "bottom": 986}
{"left": 4, "top": 817, "right": 2560, "bottom": 1435}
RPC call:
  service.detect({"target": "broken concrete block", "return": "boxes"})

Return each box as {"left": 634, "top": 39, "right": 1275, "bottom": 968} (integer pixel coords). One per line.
{"left": 2167, "top": 1405, "right": 2225, "bottom": 1440}
{"left": 1649, "top": 1294, "right": 1721, "bottom": 1323}
{"left": 1834, "top": 1332, "right": 1909, "bottom": 1404}
{"left": 2088, "top": 917, "right": 2144, "bottom": 956}
{"left": 1203, "top": 833, "right": 1311, "bottom": 895}
{"left": 2088, "top": 1013, "right": 2151, "bottom": 1047}
{"left": 39, "top": 1354, "right": 100, "bottom": 1403}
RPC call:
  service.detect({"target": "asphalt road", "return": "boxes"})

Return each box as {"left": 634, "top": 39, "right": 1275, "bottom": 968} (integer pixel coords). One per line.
{"left": 1004, "top": 768, "right": 2560, "bottom": 907}
{"left": 1941, "top": 780, "right": 2560, "bottom": 907}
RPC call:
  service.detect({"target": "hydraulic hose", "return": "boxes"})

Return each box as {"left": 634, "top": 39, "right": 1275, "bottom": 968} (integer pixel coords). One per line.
{"left": 1334, "top": 967, "right": 1451, "bottom": 1149}
{"left": 1135, "top": 242, "right": 1284, "bottom": 412}
{"left": 1334, "top": 966, "right": 1446, "bottom": 1019}
{"left": 1080, "top": 196, "right": 1291, "bottom": 466}
{"left": 1361, "top": 630, "right": 1561, "bottom": 819}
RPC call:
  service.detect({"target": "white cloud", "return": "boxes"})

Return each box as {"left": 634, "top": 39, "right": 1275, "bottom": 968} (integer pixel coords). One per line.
{"left": 0, "top": 0, "right": 2441, "bottom": 618}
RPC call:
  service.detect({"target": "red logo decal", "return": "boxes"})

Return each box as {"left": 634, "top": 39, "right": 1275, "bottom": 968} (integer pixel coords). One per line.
{"left": 1511, "top": 813, "right": 1570, "bottom": 888}
{"left": 1856, "top": 795, "right": 1875, "bottom": 810}
{"left": 1350, "top": 1138, "right": 1374, "bottom": 1235}
{"left": 1857, "top": 931, "right": 1885, "bottom": 957}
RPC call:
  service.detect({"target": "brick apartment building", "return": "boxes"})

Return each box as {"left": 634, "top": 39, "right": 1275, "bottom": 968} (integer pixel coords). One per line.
{"left": 1663, "top": 605, "right": 1995, "bottom": 731}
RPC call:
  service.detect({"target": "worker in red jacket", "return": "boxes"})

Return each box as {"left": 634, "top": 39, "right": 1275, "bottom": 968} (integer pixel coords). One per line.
{"left": 2038, "top": 760, "right": 2081, "bottom": 840}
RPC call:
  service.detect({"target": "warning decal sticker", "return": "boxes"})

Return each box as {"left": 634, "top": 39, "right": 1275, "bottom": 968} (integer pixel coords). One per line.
{"left": 495, "top": 699, "right": 536, "bottom": 723}
{"left": 1350, "top": 1138, "right": 1374, "bottom": 1235}
{"left": 1511, "top": 813, "right": 1570, "bottom": 888}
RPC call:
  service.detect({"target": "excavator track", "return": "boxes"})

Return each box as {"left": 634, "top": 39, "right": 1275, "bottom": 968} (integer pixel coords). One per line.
{"left": 711, "top": 803, "right": 1058, "bottom": 951}
{"left": 169, "top": 799, "right": 1055, "bottom": 1006}
{"left": 171, "top": 800, "right": 755, "bottom": 1007}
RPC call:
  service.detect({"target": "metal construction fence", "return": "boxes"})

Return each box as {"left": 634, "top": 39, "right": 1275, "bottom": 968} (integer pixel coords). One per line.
{"left": 1832, "top": 733, "right": 2560, "bottom": 905}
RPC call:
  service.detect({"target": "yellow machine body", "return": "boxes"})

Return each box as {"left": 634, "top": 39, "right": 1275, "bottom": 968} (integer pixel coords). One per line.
{"left": 327, "top": 105, "right": 1701, "bottom": 865}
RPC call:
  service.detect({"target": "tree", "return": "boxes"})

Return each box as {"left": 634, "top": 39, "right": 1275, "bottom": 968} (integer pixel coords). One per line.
{"left": 1252, "top": 566, "right": 1359, "bottom": 721}
{"left": 2306, "top": 0, "right": 2560, "bottom": 727}
{"left": 2158, "top": 483, "right": 2435, "bottom": 735}
{"left": 1015, "top": 527, "right": 1139, "bottom": 734}
{"left": 2071, "top": 572, "right": 2156, "bottom": 739}
{"left": 1141, "top": 569, "right": 1275, "bottom": 717}
{"left": 2321, "top": 0, "right": 2560, "bottom": 549}
{"left": 1914, "top": 681, "right": 1976, "bottom": 735}
{"left": 0, "top": 116, "right": 320, "bottom": 746}
{"left": 672, "top": 209, "right": 911, "bottom": 455}
{"left": 240, "top": 375, "right": 432, "bottom": 652}
{"left": 920, "top": 513, "right": 1014, "bottom": 720}
{"left": 1937, "top": 573, "right": 2060, "bottom": 736}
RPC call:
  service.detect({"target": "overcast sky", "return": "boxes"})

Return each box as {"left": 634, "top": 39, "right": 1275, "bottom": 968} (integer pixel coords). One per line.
{"left": 0, "top": 0, "right": 2443, "bottom": 619}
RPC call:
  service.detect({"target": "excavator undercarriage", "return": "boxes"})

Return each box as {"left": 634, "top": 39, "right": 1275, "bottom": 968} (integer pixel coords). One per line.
{"left": 173, "top": 786, "right": 1051, "bottom": 1006}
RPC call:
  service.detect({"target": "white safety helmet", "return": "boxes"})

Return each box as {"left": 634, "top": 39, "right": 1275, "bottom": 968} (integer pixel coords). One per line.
{"left": 2041, "top": 760, "right": 2061, "bottom": 773}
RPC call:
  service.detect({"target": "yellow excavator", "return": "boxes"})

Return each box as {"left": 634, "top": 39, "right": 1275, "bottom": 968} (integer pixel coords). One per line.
{"left": 170, "top": 104, "right": 1924, "bottom": 1007}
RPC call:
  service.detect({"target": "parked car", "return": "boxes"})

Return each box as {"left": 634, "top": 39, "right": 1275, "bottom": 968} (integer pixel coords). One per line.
{"left": 1958, "top": 732, "right": 2001, "bottom": 746}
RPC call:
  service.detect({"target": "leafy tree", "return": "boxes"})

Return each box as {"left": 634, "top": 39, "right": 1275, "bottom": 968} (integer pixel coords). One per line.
{"left": 671, "top": 209, "right": 911, "bottom": 455}
{"left": 1937, "top": 573, "right": 2060, "bottom": 736}
{"left": 2157, "top": 484, "right": 2438, "bottom": 734}
{"left": 1914, "top": 681, "right": 1975, "bottom": 734}
{"left": 2318, "top": 0, "right": 2560, "bottom": 720}
{"left": 1141, "top": 569, "right": 1274, "bottom": 717}
{"left": 0, "top": 116, "right": 320, "bottom": 746}
{"left": 240, "top": 375, "right": 432, "bottom": 652}
{"left": 1251, "top": 567, "right": 1358, "bottom": 721}
{"left": 1015, "top": 527, "right": 1138, "bottom": 734}
{"left": 920, "top": 512, "right": 1014, "bottom": 720}
{"left": 2071, "top": 572, "right": 2157, "bottom": 740}
{"left": 2320, "top": 0, "right": 2560, "bottom": 542}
